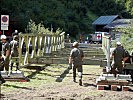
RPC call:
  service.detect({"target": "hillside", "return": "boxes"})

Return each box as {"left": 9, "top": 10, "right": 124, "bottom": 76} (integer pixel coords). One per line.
{"left": 0, "top": 0, "right": 133, "bottom": 37}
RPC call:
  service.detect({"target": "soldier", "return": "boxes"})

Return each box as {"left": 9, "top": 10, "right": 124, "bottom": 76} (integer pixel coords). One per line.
{"left": 10, "top": 35, "right": 19, "bottom": 72}
{"left": 1, "top": 35, "right": 10, "bottom": 72}
{"left": 110, "top": 42, "right": 126, "bottom": 76}
{"left": 69, "top": 42, "right": 84, "bottom": 86}
{"left": 0, "top": 52, "right": 5, "bottom": 84}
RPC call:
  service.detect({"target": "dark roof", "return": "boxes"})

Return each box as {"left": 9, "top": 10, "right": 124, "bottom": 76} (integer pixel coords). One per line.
{"left": 92, "top": 15, "right": 120, "bottom": 25}
{"left": 104, "top": 19, "right": 132, "bottom": 29}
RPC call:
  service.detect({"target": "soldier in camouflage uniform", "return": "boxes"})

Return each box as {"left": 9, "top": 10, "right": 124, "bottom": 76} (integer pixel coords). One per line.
{"left": 69, "top": 42, "right": 84, "bottom": 86}
{"left": 1, "top": 35, "right": 10, "bottom": 71}
{"left": 0, "top": 52, "right": 5, "bottom": 84}
{"left": 0, "top": 40, "right": 5, "bottom": 84}
{"left": 10, "top": 35, "right": 19, "bottom": 71}
{"left": 110, "top": 42, "right": 125, "bottom": 76}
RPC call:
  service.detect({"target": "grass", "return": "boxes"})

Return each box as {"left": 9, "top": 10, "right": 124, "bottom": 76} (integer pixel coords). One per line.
{"left": 1, "top": 64, "right": 69, "bottom": 93}
{"left": 1, "top": 65, "right": 103, "bottom": 95}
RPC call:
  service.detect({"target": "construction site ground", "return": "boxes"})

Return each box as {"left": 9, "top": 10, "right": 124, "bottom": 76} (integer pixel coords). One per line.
{"left": 1, "top": 64, "right": 133, "bottom": 100}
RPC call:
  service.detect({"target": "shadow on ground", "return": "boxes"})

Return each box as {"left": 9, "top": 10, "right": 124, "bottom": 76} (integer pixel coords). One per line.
{"left": 0, "top": 93, "right": 5, "bottom": 99}
{"left": 55, "top": 67, "right": 71, "bottom": 82}
{"left": 3, "top": 84, "right": 32, "bottom": 90}
{"left": 83, "top": 83, "right": 97, "bottom": 87}
{"left": 26, "top": 66, "right": 47, "bottom": 79}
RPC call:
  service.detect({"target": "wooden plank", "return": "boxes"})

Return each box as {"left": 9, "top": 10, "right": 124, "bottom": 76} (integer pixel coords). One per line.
{"left": 97, "top": 80, "right": 130, "bottom": 85}
{"left": 65, "top": 43, "right": 102, "bottom": 48}
{"left": 29, "top": 57, "right": 106, "bottom": 65}
{"left": 52, "top": 53, "right": 105, "bottom": 58}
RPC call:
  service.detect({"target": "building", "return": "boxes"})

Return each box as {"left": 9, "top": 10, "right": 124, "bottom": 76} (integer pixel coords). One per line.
{"left": 92, "top": 15, "right": 121, "bottom": 32}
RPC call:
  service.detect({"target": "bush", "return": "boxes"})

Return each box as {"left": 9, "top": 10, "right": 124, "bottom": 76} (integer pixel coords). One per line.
{"left": 26, "top": 20, "right": 62, "bottom": 35}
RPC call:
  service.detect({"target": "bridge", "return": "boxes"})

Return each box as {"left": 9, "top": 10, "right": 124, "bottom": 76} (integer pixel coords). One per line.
{"left": 1, "top": 31, "right": 133, "bottom": 82}
{"left": 18, "top": 32, "right": 106, "bottom": 68}
{"left": 17, "top": 32, "right": 133, "bottom": 68}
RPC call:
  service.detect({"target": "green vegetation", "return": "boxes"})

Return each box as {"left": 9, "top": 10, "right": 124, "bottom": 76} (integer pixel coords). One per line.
{"left": 26, "top": 20, "right": 63, "bottom": 35}
{"left": 120, "top": 21, "right": 133, "bottom": 52}
{"left": 111, "top": 20, "right": 133, "bottom": 52}
{"left": 1, "top": 0, "right": 133, "bottom": 38}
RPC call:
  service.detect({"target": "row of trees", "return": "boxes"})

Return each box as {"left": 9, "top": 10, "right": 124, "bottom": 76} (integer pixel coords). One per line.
{"left": 120, "top": 20, "right": 133, "bottom": 52}
{"left": 1, "top": 0, "right": 133, "bottom": 37}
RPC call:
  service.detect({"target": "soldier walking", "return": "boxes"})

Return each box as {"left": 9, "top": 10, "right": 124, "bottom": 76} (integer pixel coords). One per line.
{"left": 10, "top": 35, "right": 19, "bottom": 72}
{"left": 69, "top": 42, "right": 84, "bottom": 86}
{"left": 0, "top": 35, "right": 10, "bottom": 72}
{"left": 110, "top": 42, "right": 126, "bottom": 76}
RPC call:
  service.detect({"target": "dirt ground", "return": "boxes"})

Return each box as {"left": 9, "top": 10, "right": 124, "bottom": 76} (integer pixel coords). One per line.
{"left": 1, "top": 65, "right": 133, "bottom": 100}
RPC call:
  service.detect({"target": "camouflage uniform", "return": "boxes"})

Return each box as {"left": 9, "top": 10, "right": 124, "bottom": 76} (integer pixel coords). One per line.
{"left": 70, "top": 47, "right": 84, "bottom": 84}
{"left": 111, "top": 45, "right": 125, "bottom": 74}
{"left": 10, "top": 38, "right": 19, "bottom": 71}
{"left": 2, "top": 42, "right": 10, "bottom": 71}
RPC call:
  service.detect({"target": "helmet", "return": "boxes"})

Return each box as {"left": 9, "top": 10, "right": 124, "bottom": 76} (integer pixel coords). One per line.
{"left": 73, "top": 42, "right": 79, "bottom": 47}
{"left": 1, "top": 35, "right": 7, "bottom": 40}
{"left": 116, "top": 41, "right": 121, "bottom": 45}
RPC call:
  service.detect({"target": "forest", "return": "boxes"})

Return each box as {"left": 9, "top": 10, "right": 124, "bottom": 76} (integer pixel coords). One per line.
{"left": 0, "top": 0, "right": 133, "bottom": 37}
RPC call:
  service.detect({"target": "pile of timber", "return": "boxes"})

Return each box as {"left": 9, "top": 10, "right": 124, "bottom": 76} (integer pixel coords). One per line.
{"left": 96, "top": 74, "right": 132, "bottom": 91}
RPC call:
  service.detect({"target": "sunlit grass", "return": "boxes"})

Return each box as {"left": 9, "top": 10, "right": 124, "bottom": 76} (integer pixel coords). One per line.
{"left": 1, "top": 65, "right": 102, "bottom": 94}
{"left": 1, "top": 64, "right": 68, "bottom": 93}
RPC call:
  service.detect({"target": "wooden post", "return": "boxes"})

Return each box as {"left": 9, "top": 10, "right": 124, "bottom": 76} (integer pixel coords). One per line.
{"left": 59, "top": 36, "right": 61, "bottom": 49}
{"left": 37, "top": 36, "right": 42, "bottom": 56}
{"left": 55, "top": 35, "right": 57, "bottom": 51}
{"left": 47, "top": 35, "right": 51, "bottom": 54}
{"left": 60, "top": 32, "right": 65, "bottom": 49}
{"left": 41, "top": 36, "right": 45, "bottom": 56}
{"left": 24, "top": 36, "right": 31, "bottom": 65}
{"left": 53, "top": 36, "right": 56, "bottom": 51}
{"left": 49, "top": 35, "right": 52, "bottom": 53}
{"left": 19, "top": 35, "right": 23, "bottom": 66}
{"left": 51, "top": 36, "right": 53, "bottom": 52}
{"left": 31, "top": 36, "right": 37, "bottom": 58}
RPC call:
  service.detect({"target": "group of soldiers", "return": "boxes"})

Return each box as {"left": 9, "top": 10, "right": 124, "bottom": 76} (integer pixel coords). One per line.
{"left": 68, "top": 41, "right": 132, "bottom": 86}
{"left": 0, "top": 34, "right": 19, "bottom": 84}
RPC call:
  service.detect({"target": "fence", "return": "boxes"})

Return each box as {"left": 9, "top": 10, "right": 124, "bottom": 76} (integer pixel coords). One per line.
{"left": 18, "top": 32, "right": 65, "bottom": 67}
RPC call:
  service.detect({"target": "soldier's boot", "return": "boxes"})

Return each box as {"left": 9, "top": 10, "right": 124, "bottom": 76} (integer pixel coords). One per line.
{"left": 73, "top": 77, "right": 76, "bottom": 82}
{"left": 79, "top": 79, "right": 82, "bottom": 86}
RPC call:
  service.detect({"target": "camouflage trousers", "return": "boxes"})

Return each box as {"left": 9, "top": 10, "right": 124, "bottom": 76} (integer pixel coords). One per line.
{"left": 72, "top": 64, "right": 83, "bottom": 79}
{"left": 0, "top": 57, "right": 9, "bottom": 71}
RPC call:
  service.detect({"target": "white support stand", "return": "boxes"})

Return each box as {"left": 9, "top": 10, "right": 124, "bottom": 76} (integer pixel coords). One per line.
{"left": 106, "top": 36, "right": 111, "bottom": 72}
